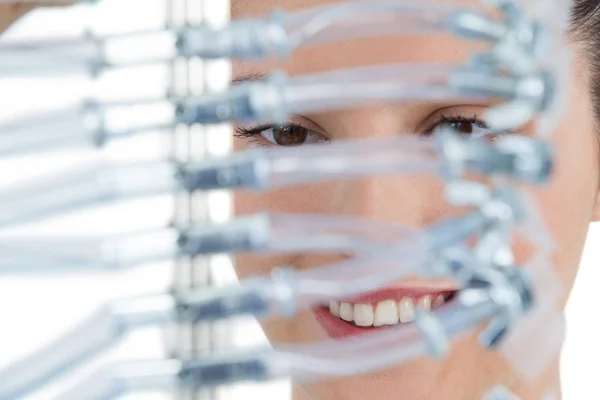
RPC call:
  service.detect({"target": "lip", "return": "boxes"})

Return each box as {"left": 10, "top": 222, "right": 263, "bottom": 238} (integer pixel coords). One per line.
{"left": 341, "top": 287, "right": 455, "bottom": 304}
{"left": 313, "top": 287, "right": 456, "bottom": 339}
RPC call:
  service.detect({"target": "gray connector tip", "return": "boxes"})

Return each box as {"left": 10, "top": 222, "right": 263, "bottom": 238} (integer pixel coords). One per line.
{"left": 178, "top": 215, "right": 269, "bottom": 255}
{"left": 177, "top": 287, "right": 269, "bottom": 323}
{"left": 515, "top": 71, "right": 556, "bottom": 112}
{"left": 179, "top": 358, "right": 268, "bottom": 388}
{"left": 449, "top": 9, "right": 508, "bottom": 41}
{"left": 493, "top": 137, "right": 554, "bottom": 184}
{"left": 175, "top": 87, "right": 257, "bottom": 125}
{"left": 177, "top": 152, "right": 265, "bottom": 191}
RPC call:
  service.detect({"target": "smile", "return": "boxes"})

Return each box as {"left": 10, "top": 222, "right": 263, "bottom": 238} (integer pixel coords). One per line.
{"left": 314, "top": 288, "right": 456, "bottom": 338}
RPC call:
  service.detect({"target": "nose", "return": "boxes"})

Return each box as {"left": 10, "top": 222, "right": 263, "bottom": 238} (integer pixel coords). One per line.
{"left": 329, "top": 174, "right": 456, "bottom": 229}
{"left": 320, "top": 108, "right": 472, "bottom": 229}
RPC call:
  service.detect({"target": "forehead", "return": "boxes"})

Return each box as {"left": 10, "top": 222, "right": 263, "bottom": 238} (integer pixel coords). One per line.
{"left": 232, "top": 0, "right": 490, "bottom": 17}
{"left": 231, "top": 0, "right": 493, "bottom": 79}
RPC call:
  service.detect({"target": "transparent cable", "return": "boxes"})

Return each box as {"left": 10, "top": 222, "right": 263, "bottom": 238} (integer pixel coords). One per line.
{"left": 0, "top": 131, "right": 551, "bottom": 229}
{"left": 0, "top": 1, "right": 505, "bottom": 74}
{"left": 0, "top": 99, "right": 176, "bottom": 157}
{"left": 180, "top": 131, "right": 553, "bottom": 191}
{"left": 0, "top": 62, "right": 550, "bottom": 158}
{"left": 178, "top": 0, "right": 508, "bottom": 60}
{"left": 0, "top": 160, "right": 178, "bottom": 228}
{"left": 0, "top": 294, "right": 176, "bottom": 400}
{"left": 281, "top": 1, "right": 504, "bottom": 48}
{"left": 180, "top": 64, "right": 551, "bottom": 131}
{"left": 0, "top": 213, "right": 420, "bottom": 273}
{"left": 0, "top": 29, "right": 180, "bottom": 76}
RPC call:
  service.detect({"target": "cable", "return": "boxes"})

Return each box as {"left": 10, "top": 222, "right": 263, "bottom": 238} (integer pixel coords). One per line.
{"left": 0, "top": 131, "right": 550, "bottom": 229}
{"left": 0, "top": 99, "right": 175, "bottom": 157}
{"left": 0, "top": 213, "right": 422, "bottom": 273}
{"left": 0, "top": 29, "right": 179, "bottom": 76}
{"left": 0, "top": 1, "right": 504, "bottom": 74}
{"left": 179, "top": 131, "right": 553, "bottom": 191}
{"left": 178, "top": 65, "right": 552, "bottom": 131}
{"left": 0, "top": 294, "right": 175, "bottom": 400}
{"left": 0, "top": 62, "right": 552, "bottom": 159}
{"left": 0, "top": 160, "right": 177, "bottom": 228}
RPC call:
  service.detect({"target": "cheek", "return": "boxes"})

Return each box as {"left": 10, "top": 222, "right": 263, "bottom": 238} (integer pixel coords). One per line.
{"left": 233, "top": 183, "right": 337, "bottom": 279}
{"left": 531, "top": 114, "right": 599, "bottom": 291}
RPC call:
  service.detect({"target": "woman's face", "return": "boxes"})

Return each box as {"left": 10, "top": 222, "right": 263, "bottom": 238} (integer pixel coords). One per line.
{"left": 231, "top": 0, "right": 600, "bottom": 399}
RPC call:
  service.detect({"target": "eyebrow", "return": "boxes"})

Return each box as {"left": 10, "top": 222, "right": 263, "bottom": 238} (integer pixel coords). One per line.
{"left": 231, "top": 71, "right": 266, "bottom": 85}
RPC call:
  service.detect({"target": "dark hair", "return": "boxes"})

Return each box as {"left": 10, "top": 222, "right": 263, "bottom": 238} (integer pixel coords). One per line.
{"left": 571, "top": 0, "right": 600, "bottom": 124}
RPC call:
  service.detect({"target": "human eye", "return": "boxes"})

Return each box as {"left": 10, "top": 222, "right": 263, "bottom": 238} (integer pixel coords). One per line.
{"left": 234, "top": 123, "right": 330, "bottom": 147}
{"left": 425, "top": 114, "right": 511, "bottom": 141}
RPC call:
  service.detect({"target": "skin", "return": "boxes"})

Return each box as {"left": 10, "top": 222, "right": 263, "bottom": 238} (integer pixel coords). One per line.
{"left": 0, "top": 4, "right": 40, "bottom": 31}
{"left": 0, "top": 2, "right": 72, "bottom": 33}
{"left": 230, "top": 0, "right": 600, "bottom": 399}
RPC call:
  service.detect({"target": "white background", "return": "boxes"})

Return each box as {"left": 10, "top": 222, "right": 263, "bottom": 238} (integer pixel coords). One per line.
{"left": 0, "top": 1, "right": 594, "bottom": 399}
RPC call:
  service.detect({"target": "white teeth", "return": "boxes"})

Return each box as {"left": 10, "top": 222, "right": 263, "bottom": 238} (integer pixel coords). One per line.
{"left": 398, "top": 297, "right": 416, "bottom": 323}
{"left": 328, "top": 295, "right": 449, "bottom": 326}
{"left": 329, "top": 301, "right": 340, "bottom": 317}
{"left": 418, "top": 295, "right": 432, "bottom": 311}
{"left": 354, "top": 304, "right": 374, "bottom": 327}
{"left": 340, "top": 302, "right": 354, "bottom": 321}
{"left": 433, "top": 295, "right": 445, "bottom": 309}
{"left": 374, "top": 300, "right": 399, "bottom": 326}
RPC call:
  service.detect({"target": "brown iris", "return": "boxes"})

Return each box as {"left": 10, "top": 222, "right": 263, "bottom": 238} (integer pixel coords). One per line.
{"left": 452, "top": 121, "right": 475, "bottom": 135}
{"left": 439, "top": 119, "right": 499, "bottom": 141}
{"left": 273, "top": 125, "right": 308, "bottom": 146}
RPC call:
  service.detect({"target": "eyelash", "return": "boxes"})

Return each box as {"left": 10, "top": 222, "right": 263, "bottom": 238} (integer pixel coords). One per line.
{"left": 234, "top": 124, "right": 317, "bottom": 145}
{"left": 234, "top": 114, "right": 498, "bottom": 146}
{"left": 428, "top": 114, "right": 487, "bottom": 135}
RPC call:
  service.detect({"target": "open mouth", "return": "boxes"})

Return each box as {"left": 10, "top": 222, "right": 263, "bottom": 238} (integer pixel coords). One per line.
{"left": 314, "top": 288, "right": 456, "bottom": 339}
